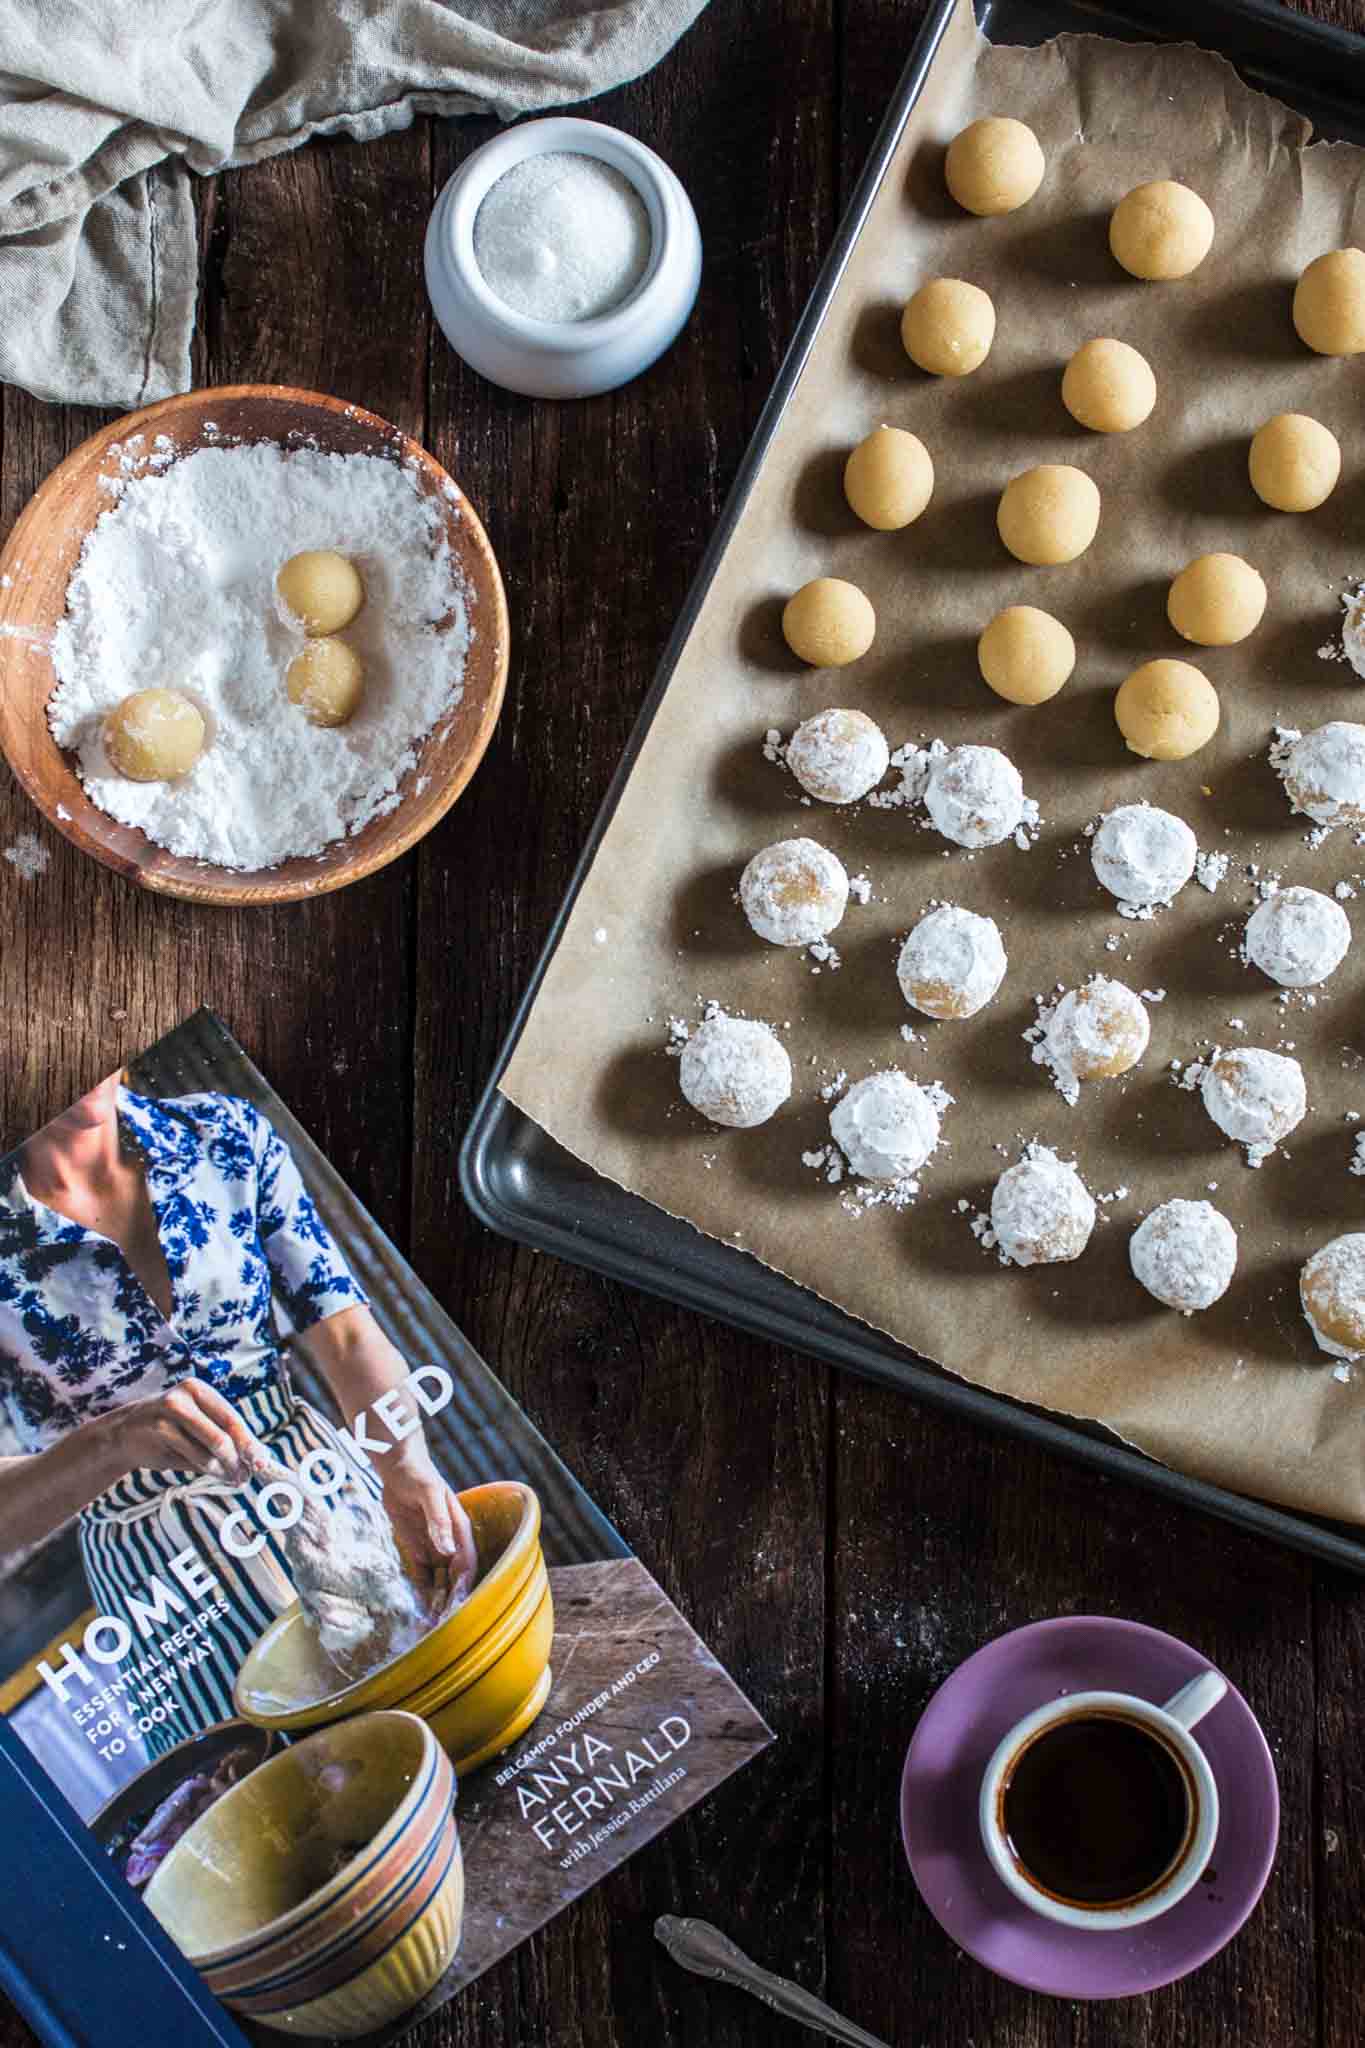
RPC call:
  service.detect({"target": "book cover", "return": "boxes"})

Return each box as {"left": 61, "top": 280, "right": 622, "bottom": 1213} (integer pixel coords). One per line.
{"left": 0, "top": 1010, "right": 771, "bottom": 2044}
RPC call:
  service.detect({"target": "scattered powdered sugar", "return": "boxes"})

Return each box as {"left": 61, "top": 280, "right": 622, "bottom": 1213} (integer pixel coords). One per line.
{"left": 48, "top": 443, "right": 469, "bottom": 869}
{"left": 1195, "top": 849, "right": 1230, "bottom": 893}
{"left": 3, "top": 833, "right": 49, "bottom": 880}
{"left": 848, "top": 871, "right": 873, "bottom": 905}
{"left": 1351, "top": 1133, "right": 1365, "bottom": 1177}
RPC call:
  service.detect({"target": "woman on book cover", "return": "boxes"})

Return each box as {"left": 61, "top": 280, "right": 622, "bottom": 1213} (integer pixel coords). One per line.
{"left": 0, "top": 1072, "right": 476, "bottom": 1754}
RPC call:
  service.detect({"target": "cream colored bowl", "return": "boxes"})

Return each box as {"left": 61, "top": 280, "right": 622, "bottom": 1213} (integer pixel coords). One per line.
{"left": 144, "top": 1710, "right": 461, "bottom": 2038}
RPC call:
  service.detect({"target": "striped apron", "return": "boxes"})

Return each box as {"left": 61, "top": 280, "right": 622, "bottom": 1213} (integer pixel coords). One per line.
{"left": 79, "top": 1377, "right": 380, "bottom": 1758}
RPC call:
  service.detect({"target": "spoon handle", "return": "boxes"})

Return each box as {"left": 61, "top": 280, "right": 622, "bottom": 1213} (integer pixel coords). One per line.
{"left": 655, "top": 1916, "right": 891, "bottom": 2048}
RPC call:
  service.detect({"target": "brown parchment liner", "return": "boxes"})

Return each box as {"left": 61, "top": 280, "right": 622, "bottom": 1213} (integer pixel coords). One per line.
{"left": 502, "top": 0, "right": 1365, "bottom": 1524}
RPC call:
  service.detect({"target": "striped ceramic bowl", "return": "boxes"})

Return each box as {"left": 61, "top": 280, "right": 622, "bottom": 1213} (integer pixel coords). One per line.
{"left": 143, "top": 1710, "right": 461, "bottom": 2038}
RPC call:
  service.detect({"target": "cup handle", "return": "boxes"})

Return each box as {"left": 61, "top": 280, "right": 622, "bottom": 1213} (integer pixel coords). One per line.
{"left": 1161, "top": 1670, "right": 1228, "bottom": 1730}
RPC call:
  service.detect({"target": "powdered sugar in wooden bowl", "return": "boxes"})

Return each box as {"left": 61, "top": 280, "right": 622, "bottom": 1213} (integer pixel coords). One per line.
{"left": 0, "top": 385, "right": 508, "bottom": 905}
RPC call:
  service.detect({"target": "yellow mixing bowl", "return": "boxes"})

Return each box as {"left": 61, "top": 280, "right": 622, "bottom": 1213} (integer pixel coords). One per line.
{"left": 143, "top": 1711, "right": 462, "bottom": 2039}
{"left": 234, "top": 1481, "right": 553, "bottom": 1775}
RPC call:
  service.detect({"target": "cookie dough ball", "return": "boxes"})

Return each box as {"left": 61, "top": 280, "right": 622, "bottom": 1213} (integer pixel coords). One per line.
{"left": 897, "top": 903, "right": 1007, "bottom": 1020}
{"left": 1293, "top": 247, "right": 1365, "bottom": 358}
{"left": 286, "top": 638, "right": 365, "bottom": 728}
{"left": 1167, "top": 553, "right": 1266, "bottom": 647}
{"left": 844, "top": 426, "right": 934, "bottom": 530}
{"left": 944, "top": 116, "right": 1045, "bottom": 217}
{"left": 276, "top": 550, "right": 365, "bottom": 636}
{"left": 997, "top": 465, "right": 1100, "bottom": 566}
{"left": 1130, "top": 1199, "right": 1237, "bottom": 1312}
{"left": 1109, "top": 180, "right": 1214, "bottom": 281}
{"left": 1091, "top": 802, "right": 1197, "bottom": 908}
{"left": 786, "top": 707, "right": 889, "bottom": 804}
{"left": 739, "top": 836, "right": 849, "bottom": 947}
{"left": 1281, "top": 721, "right": 1365, "bottom": 828}
{"left": 1248, "top": 413, "right": 1341, "bottom": 513}
{"left": 1061, "top": 338, "right": 1157, "bottom": 434}
{"left": 830, "top": 1070, "right": 941, "bottom": 1182}
{"left": 1114, "top": 658, "right": 1219, "bottom": 762}
{"left": 1041, "top": 978, "right": 1150, "bottom": 1100}
{"left": 990, "top": 1147, "right": 1096, "bottom": 1267}
{"left": 1244, "top": 884, "right": 1351, "bottom": 988}
{"left": 1301, "top": 1233, "right": 1365, "bottom": 1360}
{"left": 977, "top": 605, "right": 1075, "bottom": 706}
{"left": 924, "top": 742, "right": 1025, "bottom": 848}
{"left": 104, "top": 688, "right": 206, "bottom": 782}
{"left": 1200, "top": 1047, "right": 1306, "bottom": 1163}
{"left": 782, "top": 578, "right": 875, "bottom": 667}
{"left": 678, "top": 1012, "right": 792, "bottom": 1130}
{"left": 901, "top": 278, "right": 995, "bottom": 378}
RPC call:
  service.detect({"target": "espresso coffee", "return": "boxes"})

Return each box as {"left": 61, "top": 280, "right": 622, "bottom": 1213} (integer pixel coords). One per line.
{"left": 1001, "top": 1712, "right": 1191, "bottom": 1906}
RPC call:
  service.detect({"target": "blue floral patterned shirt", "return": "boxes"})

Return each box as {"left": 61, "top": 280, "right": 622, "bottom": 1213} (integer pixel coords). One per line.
{"left": 0, "top": 1090, "right": 366, "bottom": 1454}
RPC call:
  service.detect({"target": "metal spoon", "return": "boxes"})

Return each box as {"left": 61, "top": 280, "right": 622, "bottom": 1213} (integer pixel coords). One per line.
{"left": 655, "top": 1916, "right": 891, "bottom": 2048}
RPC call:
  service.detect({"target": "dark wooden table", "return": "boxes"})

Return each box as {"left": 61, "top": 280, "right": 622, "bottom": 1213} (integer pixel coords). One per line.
{"left": 1, "top": 3, "right": 1362, "bottom": 2042}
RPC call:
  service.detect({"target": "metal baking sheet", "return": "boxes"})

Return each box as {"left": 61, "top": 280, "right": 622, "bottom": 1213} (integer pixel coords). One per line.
{"left": 461, "top": 0, "right": 1365, "bottom": 1575}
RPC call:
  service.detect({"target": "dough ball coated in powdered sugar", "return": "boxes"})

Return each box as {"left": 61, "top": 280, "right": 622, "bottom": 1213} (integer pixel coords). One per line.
{"left": 1045, "top": 978, "right": 1150, "bottom": 1084}
{"left": 924, "top": 743, "right": 1024, "bottom": 848}
{"left": 786, "top": 708, "right": 889, "bottom": 804}
{"left": 990, "top": 1147, "right": 1096, "bottom": 1266}
{"left": 739, "top": 837, "right": 849, "bottom": 947}
{"left": 829, "top": 1070, "right": 940, "bottom": 1182}
{"left": 1200, "top": 1047, "right": 1306, "bottom": 1152}
{"left": 1281, "top": 721, "right": 1365, "bottom": 829}
{"left": 1301, "top": 1232, "right": 1365, "bottom": 1360}
{"left": 897, "top": 903, "right": 1007, "bottom": 1020}
{"left": 1244, "top": 885, "right": 1350, "bottom": 988}
{"left": 1344, "top": 591, "right": 1365, "bottom": 682}
{"left": 678, "top": 1013, "right": 792, "bottom": 1129}
{"left": 1130, "top": 1199, "right": 1237, "bottom": 1312}
{"left": 1091, "top": 803, "right": 1196, "bottom": 907}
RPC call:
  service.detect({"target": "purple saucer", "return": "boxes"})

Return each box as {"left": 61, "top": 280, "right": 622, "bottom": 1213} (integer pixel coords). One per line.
{"left": 900, "top": 1615, "right": 1278, "bottom": 1999}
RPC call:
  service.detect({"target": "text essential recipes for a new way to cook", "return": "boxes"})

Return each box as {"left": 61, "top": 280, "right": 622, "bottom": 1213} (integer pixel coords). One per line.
{"left": 0, "top": 1011, "right": 770, "bottom": 2044}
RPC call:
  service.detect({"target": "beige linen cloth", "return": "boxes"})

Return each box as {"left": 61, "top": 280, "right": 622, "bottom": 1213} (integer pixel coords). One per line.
{"left": 0, "top": 0, "right": 708, "bottom": 409}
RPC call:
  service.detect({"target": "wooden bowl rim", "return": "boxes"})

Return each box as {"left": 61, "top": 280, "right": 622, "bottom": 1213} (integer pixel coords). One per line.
{"left": 0, "top": 384, "right": 509, "bottom": 906}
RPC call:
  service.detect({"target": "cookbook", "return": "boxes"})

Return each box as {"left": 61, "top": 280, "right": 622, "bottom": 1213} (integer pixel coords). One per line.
{"left": 0, "top": 1010, "right": 771, "bottom": 2047}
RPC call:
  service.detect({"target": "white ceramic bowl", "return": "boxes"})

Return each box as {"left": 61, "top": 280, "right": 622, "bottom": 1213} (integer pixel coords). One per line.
{"left": 424, "top": 117, "right": 701, "bottom": 399}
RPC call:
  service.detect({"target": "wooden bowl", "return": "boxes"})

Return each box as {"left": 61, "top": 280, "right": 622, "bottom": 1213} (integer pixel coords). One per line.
{"left": 0, "top": 386, "right": 509, "bottom": 905}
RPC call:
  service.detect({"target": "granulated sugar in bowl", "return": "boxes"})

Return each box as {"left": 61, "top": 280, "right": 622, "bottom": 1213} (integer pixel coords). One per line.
{"left": 0, "top": 387, "right": 509, "bottom": 904}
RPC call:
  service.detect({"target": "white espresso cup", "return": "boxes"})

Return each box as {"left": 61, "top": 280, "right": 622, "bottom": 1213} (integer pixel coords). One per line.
{"left": 979, "top": 1670, "right": 1227, "bottom": 1930}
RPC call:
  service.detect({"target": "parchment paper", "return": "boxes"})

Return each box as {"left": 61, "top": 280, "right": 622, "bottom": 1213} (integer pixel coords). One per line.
{"left": 502, "top": 0, "right": 1365, "bottom": 1524}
